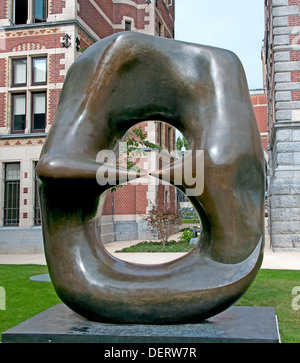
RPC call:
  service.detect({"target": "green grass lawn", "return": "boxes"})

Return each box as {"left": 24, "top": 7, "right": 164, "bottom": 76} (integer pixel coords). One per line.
{"left": 236, "top": 269, "right": 300, "bottom": 343}
{"left": 181, "top": 219, "right": 200, "bottom": 224}
{"left": 0, "top": 265, "right": 61, "bottom": 341}
{"left": 0, "top": 265, "right": 299, "bottom": 343}
{"left": 116, "top": 240, "right": 195, "bottom": 253}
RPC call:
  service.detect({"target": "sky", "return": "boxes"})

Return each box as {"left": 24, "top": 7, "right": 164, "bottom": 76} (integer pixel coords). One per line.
{"left": 174, "top": 0, "right": 265, "bottom": 90}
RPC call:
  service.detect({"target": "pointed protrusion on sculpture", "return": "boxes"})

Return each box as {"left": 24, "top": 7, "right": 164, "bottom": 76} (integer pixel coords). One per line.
{"left": 36, "top": 155, "right": 140, "bottom": 187}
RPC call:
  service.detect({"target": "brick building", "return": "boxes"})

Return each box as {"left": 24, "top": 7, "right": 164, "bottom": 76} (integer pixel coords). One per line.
{"left": 264, "top": 0, "right": 300, "bottom": 250}
{"left": 250, "top": 90, "right": 269, "bottom": 154}
{"left": 0, "top": 0, "right": 176, "bottom": 253}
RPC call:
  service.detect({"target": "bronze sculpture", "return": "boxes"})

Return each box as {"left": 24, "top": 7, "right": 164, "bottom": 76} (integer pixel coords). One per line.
{"left": 36, "top": 32, "right": 265, "bottom": 324}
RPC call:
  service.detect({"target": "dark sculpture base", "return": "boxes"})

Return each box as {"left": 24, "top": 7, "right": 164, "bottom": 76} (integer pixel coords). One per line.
{"left": 2, "top": 304, "right": 280, "bottom": 343}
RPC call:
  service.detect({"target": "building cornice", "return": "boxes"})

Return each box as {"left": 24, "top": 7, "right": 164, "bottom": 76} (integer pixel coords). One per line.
{"left": 3, "top": 20, "right": 98, "bottom": 43}
{"left": 0, "top": 133, "right": 47, "bottom": 140}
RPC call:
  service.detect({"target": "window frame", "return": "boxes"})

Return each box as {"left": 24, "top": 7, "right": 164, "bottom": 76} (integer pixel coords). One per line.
{"left": 158, "top": 22, "right": 162, "bottom": 37}
{"left": 12, "top": 0, "right": 29, "bottom": 25}
{"left": 12, "top": 58, "right": 27, "bottom": 88}
{"left": 11, "top": 92, "right": 27, "bottom": 134}
{"left": 10, "top": 55, "right": 48, "bottom": 134}
{"left": 159, "top": 122, "right": 162, "bottom": 147}
{"left": 10, "top": 0, "right": 48, "bottom": 25}
{"left": 3, "top": 162, "right": 21, "bottom": 227}
{"left": 33, "top": 0, "right": 48, "bottom": 24}
{"left": 167, "top": 126, "right": 171, "bottom": 152}
{"left": 31, "top": 57, "right": 47, "bottom": 86}
{"left": 31, "top": 91, "right": 47, "bottom": 133}
{"left": 125, "top": 20, "right": 132, "bottom": 31}
{"left": 33, "top": 161, "right": 41, "bottom": 225}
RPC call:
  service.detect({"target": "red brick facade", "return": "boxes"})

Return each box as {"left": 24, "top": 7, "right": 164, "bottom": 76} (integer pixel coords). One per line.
{"left": 50, "top": 0, "right": 66, "bottom": 15}
{"left": 0, "top": 0, "right": 176, "bottom": 244}
{"left": 251, "top": 92, "right": 268, "bottom": 152}
{"left": 156, "top": 0, "right": 175, "bottom": 37}
{"left": 76, "top": 0, "right": 174, "bottom": 38}
{"left": 0, "top": 23, "right": 66, "bottom": 134}
{"left": 0, "top": 0, "right": 175, "bottom": 135}
{"left": 112, "top": 184, "right": 149, "bottom": 215}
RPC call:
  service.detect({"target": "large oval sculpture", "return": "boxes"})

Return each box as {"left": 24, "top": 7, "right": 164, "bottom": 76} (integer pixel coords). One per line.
{"left": 36, "top": 32, "right": 265, "bottom": 324}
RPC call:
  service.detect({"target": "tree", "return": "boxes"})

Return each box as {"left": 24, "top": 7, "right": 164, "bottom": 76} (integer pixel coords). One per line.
{"left": 118, "top": 126, "right": 161, "bottom": 172}
{"left": 111, "top": 125, "right": 161, "bottom": 192}
{"left": 142, "top": 203, "right": 181, "bottom": 246}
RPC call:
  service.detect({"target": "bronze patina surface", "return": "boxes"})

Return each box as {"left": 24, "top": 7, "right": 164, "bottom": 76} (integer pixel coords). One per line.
{"left": 36, "top": 32, "right": 265, "bottom": 324}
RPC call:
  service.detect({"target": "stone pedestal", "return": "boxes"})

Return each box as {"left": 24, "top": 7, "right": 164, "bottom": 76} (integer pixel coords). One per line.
{"left": 2, "top": 304, "right": 280, "bottom": 343}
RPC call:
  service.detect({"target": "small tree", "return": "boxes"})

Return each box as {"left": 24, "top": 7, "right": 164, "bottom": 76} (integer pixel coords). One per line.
{"left": 143, "top": 203, "right": 181, "bottom": 246}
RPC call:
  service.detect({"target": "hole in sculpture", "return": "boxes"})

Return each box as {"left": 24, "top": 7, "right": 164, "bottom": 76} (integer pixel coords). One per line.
{"left": 95, "top": 121, "right": 202, "bottom": 265}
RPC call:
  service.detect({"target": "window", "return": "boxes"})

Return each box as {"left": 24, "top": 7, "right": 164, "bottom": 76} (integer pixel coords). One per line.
{"left": 3, "top": 163, "right": 20, "bottom": 226}
{"left": 167, "top": 127, "right": 171, "bottom": 152}
{"left": 12, "top": 59, "right": 27, "bottom": 87}
{"left": 159, "top": 122, "right": 162, "bottom": 147}
{"left": 11, "top": 0, "right": 47, "bottom": 25}
{"left": 12, "top": 57, "right": 47, "bottom": 87}
{"left": 32, "top": 92, "right": 46, "bottom": 132}
{"left": 32, "top": 57, "right": 47, "bottom": 85}
{"left": 12, "top": 94, "right": 26, "bottom": 133}
{"left": 13, "top": 0, "right": 28, "bottom": 25}
{"left": 158, "top": 22, "right": 162, "bottom": 37}
{"left": 34, "top": 161, "right": 41, "bottom": 225}
{"left": 10, "top": 56, "right": 47, "bottom": 133}
{"left": 33, "top": 0, "right": 47, "bottom": 23}
{"left": 125, "top": 21, "right": 132, "bottom": 31}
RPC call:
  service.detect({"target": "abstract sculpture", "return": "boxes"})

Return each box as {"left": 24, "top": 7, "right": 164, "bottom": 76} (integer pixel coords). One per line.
{"left": 36, "top": 32, "right": 265, "bottom": 324}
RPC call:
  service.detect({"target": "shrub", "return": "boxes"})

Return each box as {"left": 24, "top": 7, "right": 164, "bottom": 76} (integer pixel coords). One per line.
{"left": 178, "top": 229, "right": 194, "bottom": 243}
{"left": 143, "top": 204, "right": 181, "bottom": 246}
